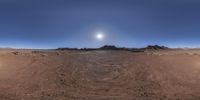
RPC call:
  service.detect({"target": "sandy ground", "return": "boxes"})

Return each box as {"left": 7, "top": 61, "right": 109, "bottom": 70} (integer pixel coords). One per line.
{"left": 0, "top": 49, "right": 199, "bottom": 100}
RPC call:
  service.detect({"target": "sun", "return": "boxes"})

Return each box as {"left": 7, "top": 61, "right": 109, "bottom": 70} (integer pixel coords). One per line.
{"left": 95, "top": 32, "right": 105, "bottom": 40}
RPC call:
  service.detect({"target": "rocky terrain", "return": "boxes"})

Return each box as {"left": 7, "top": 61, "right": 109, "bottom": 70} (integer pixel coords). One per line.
{"left": 0, "top": 49, "right": 199, "bottom": 99}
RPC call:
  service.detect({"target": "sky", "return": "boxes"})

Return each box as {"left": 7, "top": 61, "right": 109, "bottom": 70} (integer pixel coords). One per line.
{"left": 0, "top": 0, "right": 200, "bottom": 48}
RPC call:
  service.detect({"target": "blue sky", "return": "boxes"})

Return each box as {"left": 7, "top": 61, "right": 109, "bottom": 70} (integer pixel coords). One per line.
{"left": 0, "top": 0, "right": 200, "bottom": 48}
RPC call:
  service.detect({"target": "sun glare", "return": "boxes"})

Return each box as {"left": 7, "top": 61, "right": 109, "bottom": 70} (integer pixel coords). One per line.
{"left": 95, "top": 32, "right": 104, "bottom": 40}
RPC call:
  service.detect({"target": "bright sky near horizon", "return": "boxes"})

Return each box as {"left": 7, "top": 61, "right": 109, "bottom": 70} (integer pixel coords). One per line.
{"left": 0, "top": 0, "right": 200, "bottom": 48}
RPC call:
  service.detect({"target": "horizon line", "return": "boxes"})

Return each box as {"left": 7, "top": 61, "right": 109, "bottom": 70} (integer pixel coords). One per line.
{"left": 0, "top": 45, "right": 200, "bottom": 50}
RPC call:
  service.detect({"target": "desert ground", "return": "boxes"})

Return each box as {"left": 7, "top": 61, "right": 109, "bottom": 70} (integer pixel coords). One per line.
{"left": 0, "top": 49, "right": 199, "bottom": 100}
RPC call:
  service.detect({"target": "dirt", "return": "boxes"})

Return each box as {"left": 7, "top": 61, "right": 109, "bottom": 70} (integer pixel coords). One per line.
{"left": 0, "top": 49, "right": 199, "bottom": 100}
